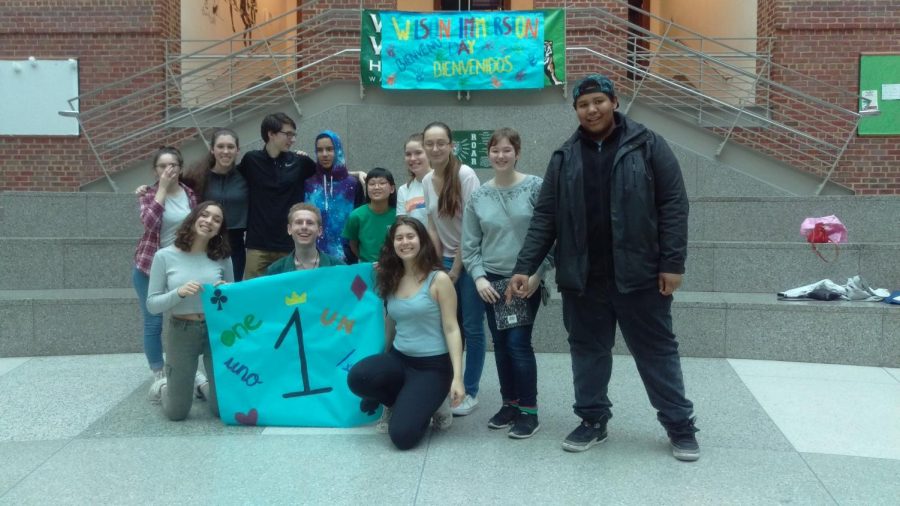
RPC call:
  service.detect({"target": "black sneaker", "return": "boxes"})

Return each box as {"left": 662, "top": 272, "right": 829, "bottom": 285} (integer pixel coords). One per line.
{"left": 562, "top": 418, "right": 608, "bottom": 452}
{"left": 487, "top": 404, "right": 520, "bottom": 429}
{"left": 508, "top": 412, "right": 540, "bottom": 439}
{"left": 667, "top": 417, "right": 700, "bottom": 462}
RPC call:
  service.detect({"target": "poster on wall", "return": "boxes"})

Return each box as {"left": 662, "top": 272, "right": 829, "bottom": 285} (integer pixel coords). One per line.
{"left": 202, "top": 263, "right": 385, "bottom": 427}
{"left": 453, "top": 130, "right": 494, "bottom": 169}
{"left": 860, "top": 90, "right": 879, "bottom": 114}
{"left": 858, "top": 53, "right": 900, "bottom": 136}
{"left": 361, "top": 9, "right": 565, "bottom": 91}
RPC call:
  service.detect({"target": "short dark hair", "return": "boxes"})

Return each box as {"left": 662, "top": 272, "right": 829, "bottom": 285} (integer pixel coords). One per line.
{"left": 365, "top": 167, "right": 397, "bottom": 207}
{"left": 260, "top": 113, "right": 296, "bottom": 144}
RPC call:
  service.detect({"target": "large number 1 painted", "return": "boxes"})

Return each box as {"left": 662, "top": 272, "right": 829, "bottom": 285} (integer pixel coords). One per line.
{"left": 275, "top": 308, "right": 333, "bottom": 398}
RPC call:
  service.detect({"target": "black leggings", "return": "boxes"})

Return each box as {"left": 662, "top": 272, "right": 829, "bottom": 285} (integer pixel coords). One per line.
{"left": 228, "top": 228, "right": 246, "bottom": 282}
{"left": 348, "top": 348, "right": 451, "bottom": 450}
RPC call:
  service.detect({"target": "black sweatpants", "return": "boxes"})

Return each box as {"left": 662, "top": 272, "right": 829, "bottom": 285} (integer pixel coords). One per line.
{"left": 348, "top": 348, "right": 451, "bottom": 450}
{"left": 562, "top": 279, "right": 694, "bottom": 429}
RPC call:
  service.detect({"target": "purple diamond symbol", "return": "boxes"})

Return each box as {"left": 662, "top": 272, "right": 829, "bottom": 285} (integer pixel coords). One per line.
{"left": 351, "top": 275, "right": 367, "bottom": 300}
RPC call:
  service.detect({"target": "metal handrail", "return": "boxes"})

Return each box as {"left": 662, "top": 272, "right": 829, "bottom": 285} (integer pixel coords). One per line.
{"left": 605, "top": 17, "right": 859, "bottom": 115}
{"left": 565, "top": 4, "right": 860, "bottom": 192}
{"left": 107, "top": 49, "right": 360, "bottom": 149}
{"left": 609, "top": 2, "right": 861, "bottom": 110}
{"left": 68, "top": 1, "right": 860, "bottom": 194}
{"left": 573, "top": 47, "right": 836, "bottom": 151}
{"left": 68, "top": 5, "right": 309, "bottom": 108}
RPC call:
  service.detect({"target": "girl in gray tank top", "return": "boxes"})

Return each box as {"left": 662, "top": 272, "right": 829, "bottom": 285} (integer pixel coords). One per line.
{"left": 347, "top": 217, "right": 464, "bottom": 450}
{"left": 387, "top": 270, "right": 448, "bottom": 357}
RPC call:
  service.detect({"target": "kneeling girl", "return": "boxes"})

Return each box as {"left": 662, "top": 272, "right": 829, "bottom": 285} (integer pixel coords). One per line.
{"left": 147, "top": 201, "right": 234, "bottom": 420}
{"left": 348, "top": 217, "right": 464, "bottom": 450}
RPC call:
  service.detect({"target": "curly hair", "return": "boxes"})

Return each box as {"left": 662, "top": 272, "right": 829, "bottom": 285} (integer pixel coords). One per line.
{"left": 174, "top": 201, "right": 232, "bottom": 261}
{"left": 423, "top": 122, "right": 463, "bottom": 218}
{"left": 376, "top": 217, "right": 442, "bottom": 299}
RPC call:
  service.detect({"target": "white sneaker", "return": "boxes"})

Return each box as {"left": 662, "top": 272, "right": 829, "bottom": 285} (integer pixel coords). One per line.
{"left": 432, "top": 396, "right": 453, "bottom": 430}
{"left": 194, "top": 371, "right": 208, "bottom": 401}
{"left": 450, "top": 394, "right": 478, "bottom": 416}
{"left": 375, "top": 406, "right": 392, "bottom": 434}
{"left": 148, "top": 374, "right": 167, "bottom": 404}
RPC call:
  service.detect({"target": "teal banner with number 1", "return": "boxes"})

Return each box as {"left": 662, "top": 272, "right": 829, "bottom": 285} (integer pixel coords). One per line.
{"left": 202, "top": 263, "right": 384, "bottom": 427}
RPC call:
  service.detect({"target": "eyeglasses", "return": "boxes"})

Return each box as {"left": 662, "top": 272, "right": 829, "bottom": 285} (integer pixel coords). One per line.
{"left": 155, "top": 162, "right": 180, "bottom": 170}
{"left": 423, "top": 141, "right": 450, "bottom": 150}
{"left": 277, "top": 130, "right": 297, "bottom": 138}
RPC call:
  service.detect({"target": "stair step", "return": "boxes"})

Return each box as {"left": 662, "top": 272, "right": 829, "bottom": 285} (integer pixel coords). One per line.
{"left": 5, "top": 192, "right": 897, "bottom": 244}
{"left": 0, "top": 289, "right": 140, "bottom": 357}
{"left": 2, "top": 237, "right": 897, "bottom": 292}
{"left": 1, "top": 289, "right": 895, "bottom": 366}
{"left": 690, "top": 196, "right": 900, "bottom": 243}
{"left": 0, "top": 191, "right": 139, "bottom": 238}
{"left": 531, "top": 292, "right": 898, "bottom": 367}
{"left": 0, "top": 238, "right": 135, "bottom": 290}
{"left": 683, "top": 241, "right": 900, "bottom": 293}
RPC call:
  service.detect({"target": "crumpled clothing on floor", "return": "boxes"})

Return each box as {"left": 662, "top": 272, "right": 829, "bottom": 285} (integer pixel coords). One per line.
{"left": 777, "top": 275, "right": 891, "bottom": 302}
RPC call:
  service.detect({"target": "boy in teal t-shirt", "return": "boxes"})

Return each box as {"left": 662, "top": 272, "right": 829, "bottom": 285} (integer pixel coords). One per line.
{"left": 343, "top": 168, "right": 397, "bottom": 262}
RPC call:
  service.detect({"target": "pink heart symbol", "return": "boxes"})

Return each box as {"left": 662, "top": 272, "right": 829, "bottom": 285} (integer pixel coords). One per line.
{"left": 235, "top": 408, "right": 258, "bottom": 426}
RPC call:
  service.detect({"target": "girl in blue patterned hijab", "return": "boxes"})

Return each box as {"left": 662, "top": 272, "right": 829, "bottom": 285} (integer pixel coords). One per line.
{"left": 304, "top": 130, "right": 364, "bottom": 262}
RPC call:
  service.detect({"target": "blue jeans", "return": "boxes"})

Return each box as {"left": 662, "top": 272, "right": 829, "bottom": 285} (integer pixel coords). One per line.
{"left": 132, "top": 266, "right": 164, "bottom": 371}
{"left": 443, "top": 256, "right": 486, "bottom": 397}
{"left": 483, "top": 272, "right": 541, "bottom": 408}
{"left": 562, "top": 278, "right": 694, "bottom": 428}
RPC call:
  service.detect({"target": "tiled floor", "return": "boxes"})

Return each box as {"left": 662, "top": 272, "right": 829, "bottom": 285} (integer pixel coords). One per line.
{"left": 1, "top": 353, "right": 898, "bottom": 505}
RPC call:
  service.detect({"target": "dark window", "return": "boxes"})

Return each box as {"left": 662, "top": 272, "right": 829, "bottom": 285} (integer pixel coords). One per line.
{"left": 436, "top": 0, "right": 510, "bottom": 11}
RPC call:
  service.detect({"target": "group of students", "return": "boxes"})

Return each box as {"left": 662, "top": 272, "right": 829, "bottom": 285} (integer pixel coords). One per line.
{"left": 131, "top": 114, "right": 549, "bottom": 450}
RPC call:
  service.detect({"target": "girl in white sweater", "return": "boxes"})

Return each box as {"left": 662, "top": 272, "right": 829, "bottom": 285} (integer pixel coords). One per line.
{"left": 147, "top": 201, "right": 234, "bottom": 420}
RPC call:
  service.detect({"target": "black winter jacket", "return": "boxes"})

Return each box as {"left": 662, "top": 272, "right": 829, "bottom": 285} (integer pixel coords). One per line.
{"left": 513, "top": 113, "right": 688, "bottom": 295}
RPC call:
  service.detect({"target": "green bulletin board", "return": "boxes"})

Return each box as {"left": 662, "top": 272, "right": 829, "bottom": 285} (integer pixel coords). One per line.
{"left": 858, "top": 53, "right": 900, "bottom": 136}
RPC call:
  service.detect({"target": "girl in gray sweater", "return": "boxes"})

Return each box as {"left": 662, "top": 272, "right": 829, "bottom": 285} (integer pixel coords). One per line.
{"left": 462, "top": 128, "right": 552, "bottom": 439}
{"left": 147, "top": 201, "right": 234, "bottom": 420}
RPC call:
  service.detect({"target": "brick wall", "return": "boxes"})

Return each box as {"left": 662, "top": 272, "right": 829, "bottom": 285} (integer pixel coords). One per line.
{"left": 2, "top": 0, "right": 897, "bottom": 193}
{"left": 763, "top": 0, "right": 900, "bottom": 194}
{"left": 0, "top": 0, "right": 178, "bottom": 191}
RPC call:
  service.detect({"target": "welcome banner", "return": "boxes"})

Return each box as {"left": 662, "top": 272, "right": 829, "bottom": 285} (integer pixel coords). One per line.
{"left": 361, "top": 9, "right": 565, "bottom": 91}
{"left": 202, "top": 263, "right": 384, "bottom": 427}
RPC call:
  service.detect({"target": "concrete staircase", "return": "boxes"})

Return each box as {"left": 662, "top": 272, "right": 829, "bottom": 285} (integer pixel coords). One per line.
{"left": 0, "top": 192, "right": 141, "bottom": 357}
{"left": 2, "top": 145, "right": 897, "bottom": 365}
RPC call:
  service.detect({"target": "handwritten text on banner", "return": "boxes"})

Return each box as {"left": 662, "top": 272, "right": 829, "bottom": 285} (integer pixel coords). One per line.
{"left": 361, "top": 10, "right": 565, "bottom": 91}
{"left": 203, "top": 263, "right": 384, "bottom": 427}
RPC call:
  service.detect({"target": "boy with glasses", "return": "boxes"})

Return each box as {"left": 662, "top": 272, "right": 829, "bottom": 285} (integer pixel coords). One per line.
{"left": 237, "top": 113, "right": 317, "bottom": 279}
{"left": 239, "top": 113, "right": 368, "bottom": 278}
